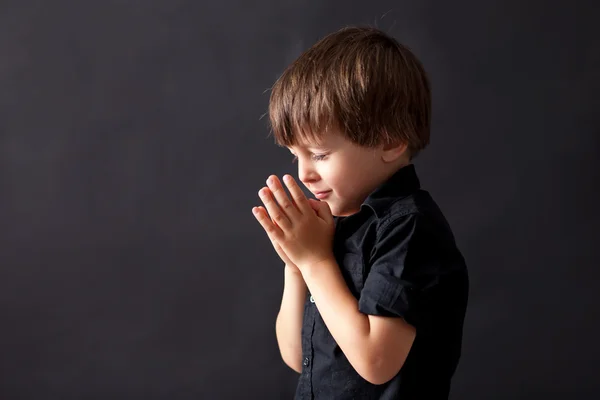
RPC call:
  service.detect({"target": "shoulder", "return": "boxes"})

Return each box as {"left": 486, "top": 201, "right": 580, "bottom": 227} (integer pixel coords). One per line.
{"left": 374, "top": 189, "right": 443, "bottom": 238}
{"left": 369, "top": 190, "right": 467, "bottom": 276}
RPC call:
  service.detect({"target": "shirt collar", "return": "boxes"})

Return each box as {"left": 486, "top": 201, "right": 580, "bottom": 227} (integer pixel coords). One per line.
{"left": 361, "top": 163, "right": 421, "bottom": 218}
{"left": 333, "top": 164, "right": 421, "bottom": 224}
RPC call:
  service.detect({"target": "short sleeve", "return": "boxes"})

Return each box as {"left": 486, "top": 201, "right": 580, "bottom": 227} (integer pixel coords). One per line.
{"left": 358, "top": 213, "right": 436, "bottom": 319}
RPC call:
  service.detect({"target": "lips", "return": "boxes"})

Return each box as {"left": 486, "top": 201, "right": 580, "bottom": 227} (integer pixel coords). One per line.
{"left": 313, "top": 190, "right": 331, "bottom": 199}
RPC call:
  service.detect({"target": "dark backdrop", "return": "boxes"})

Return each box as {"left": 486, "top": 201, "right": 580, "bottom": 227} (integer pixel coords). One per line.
{"left": 1, "top": 1, "right": 599, "bottom": 399}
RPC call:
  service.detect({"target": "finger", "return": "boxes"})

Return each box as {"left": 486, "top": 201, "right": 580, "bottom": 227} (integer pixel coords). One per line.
{"left": 258, "top": 206, "right": 281, "bottom": 229}
{"left": 311, "top": 199, "right": 334, "bottom": 224}
{"left": 281, "top": 175, "right": 311, "bottom": 214}
{"left": 266, "top": 175, "right": 301, "bottom": 220}
{"left": 252, "top": 205, "right": 285, "bottom": 240}
{"left": 257, "top": 206, "right": 281, "bottom": 231}
{"left": 307, "top": 198, "right": 320, "bottom": 211}
{"left": 308, "top": 199, "right": 322, "bottom": 218}
{"left": 271, "top": 237, "right": 292, "bottom": 265}
{"left": 258, "top": 187, "right": 292, "bottom": 230}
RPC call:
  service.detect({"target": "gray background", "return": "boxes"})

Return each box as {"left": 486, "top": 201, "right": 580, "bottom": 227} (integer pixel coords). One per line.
{"left": 1, "top": 0, "right": 599, "bottom": 398}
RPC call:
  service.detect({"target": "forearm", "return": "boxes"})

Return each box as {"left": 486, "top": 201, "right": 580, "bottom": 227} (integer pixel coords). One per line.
{"left": 275, "top": 265, "right": 307, "bottom": 373}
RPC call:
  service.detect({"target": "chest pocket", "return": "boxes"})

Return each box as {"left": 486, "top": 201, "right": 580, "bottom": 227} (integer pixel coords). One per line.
{"left": 339, "top": 252, "right": 365, "bottom": 296}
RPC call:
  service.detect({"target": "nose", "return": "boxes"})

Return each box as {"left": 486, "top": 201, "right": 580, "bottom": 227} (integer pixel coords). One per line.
{"left": 297, "top": 157, "right": 319, "bottom": 187}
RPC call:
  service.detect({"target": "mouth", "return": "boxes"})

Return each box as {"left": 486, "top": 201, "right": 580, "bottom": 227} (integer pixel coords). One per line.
{"left": 314, "top": 190, "right": 332, "bottom": 199}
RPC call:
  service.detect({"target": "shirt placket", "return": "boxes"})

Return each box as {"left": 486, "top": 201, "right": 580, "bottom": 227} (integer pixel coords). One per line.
{"left": 297, "top": 292, "right": 316, "bottom": 399}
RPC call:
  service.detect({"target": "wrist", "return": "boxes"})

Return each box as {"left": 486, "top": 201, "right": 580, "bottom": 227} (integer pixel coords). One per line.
{"left": 284, "top": 264, "right": 303, "bottom": 276}
{"left": 299, "top": 256, "right": 336, "bottom": 279}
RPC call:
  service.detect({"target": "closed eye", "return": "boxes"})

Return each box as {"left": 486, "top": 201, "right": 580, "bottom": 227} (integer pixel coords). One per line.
{"left": 291, "top": 154, "right": 328, "bottom": 163}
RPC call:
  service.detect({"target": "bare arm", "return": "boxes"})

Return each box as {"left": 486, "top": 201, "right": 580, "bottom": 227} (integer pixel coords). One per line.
{"left": 302, "top": 259, "right": 416, "bottom": 385}
{"left": 275, "top": 265, "right": 307, "bottom": 373}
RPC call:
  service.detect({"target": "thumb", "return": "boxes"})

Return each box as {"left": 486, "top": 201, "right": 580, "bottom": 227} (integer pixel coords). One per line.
{"left": 308, "top": 198, "right": 320, "bottom": 212}
{"left": 309, "top": 198, "right": 334, "bottom": 224}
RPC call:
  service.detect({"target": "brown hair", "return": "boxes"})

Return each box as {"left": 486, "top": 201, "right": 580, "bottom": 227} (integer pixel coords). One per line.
{"left": 267, "top": 26, "right": 431, "bottom": 159}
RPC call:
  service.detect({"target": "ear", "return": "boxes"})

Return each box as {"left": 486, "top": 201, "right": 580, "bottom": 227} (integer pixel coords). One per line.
{"left": 381, "top": 140, "right": 409, "bottom": 163}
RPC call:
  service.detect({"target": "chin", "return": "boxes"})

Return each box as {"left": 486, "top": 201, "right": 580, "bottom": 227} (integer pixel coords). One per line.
{"left": 325, "top": 203, "right": 341, "bottom": 217}
{"left": 323, "top": 198, "right": 358, "bottom": 217}
{"left": 335, "top": 205, "right": 361, "bottom": 217}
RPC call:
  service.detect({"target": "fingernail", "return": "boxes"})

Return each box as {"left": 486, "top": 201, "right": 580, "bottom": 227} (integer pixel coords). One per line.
{"left": 267, "top": 177, "right": 273, "bottom": 185}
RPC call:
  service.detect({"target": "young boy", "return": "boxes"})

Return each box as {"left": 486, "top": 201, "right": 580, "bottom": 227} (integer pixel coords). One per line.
{"left": 252, "top": 26, "right": 469, "bottom": 399}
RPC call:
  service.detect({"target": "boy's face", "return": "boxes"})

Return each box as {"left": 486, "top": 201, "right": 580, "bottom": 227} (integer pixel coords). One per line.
{"left": 287, "top": 129, "right": 408, "bottom": 217}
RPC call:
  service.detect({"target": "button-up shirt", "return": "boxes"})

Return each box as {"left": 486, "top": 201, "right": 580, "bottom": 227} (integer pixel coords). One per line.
{"left": 295, "top": 164, "right": 469, "bottom": 399}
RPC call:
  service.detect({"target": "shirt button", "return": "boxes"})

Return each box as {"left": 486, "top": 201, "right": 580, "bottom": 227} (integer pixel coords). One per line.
{"left": 303, "top": 357, "right": 310, "bottom": 366}
{"left": 309, "top": 295, "right": 315, "bottom": 303}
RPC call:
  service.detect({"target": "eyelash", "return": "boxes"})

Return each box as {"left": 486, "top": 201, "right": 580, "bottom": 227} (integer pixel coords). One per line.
{"left": 291, "top": 154, "right": 328, "bottom": 163}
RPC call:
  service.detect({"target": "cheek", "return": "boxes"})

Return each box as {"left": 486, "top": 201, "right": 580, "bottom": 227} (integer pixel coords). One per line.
{"left": 325, "top": 165, "right": 352, "bottom": 194}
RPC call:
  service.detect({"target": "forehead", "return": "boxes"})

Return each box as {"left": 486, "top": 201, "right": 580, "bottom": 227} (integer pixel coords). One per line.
{"left": 286, "top": 132, "right": 337, "bottom": 152}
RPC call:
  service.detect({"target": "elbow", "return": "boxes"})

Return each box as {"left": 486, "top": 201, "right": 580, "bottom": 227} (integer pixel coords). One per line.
{"left": 282, "top": 353, "right": 302, "bottom": 374}
{"left": 359, "top": 361, "right": 404, "bottom": 386}
{"left": 356, "top": 318, "right": 416, "bottom": 385}
{"left": 277, "top": 339, "right": 302, "bottom": 373}
{"left": 356, "top": 344, "right": 412, "bottom": 385}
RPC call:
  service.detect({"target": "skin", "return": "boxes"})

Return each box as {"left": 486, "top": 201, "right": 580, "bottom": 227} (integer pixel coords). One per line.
{"left": 252, "top": 129, "right": 417, "bottom": 385}
{"left": 286, "top": 129, "right": 410, "bottom": 217}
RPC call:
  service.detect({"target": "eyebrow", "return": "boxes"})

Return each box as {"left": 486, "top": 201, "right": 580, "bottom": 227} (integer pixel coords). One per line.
{"left": 287, "top": 144, "right": 329, "bottom": 152}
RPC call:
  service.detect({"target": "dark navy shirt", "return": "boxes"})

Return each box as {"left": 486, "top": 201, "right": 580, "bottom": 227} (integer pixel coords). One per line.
{"left": 295, "top": 164, "right": 469, "bottom": 399}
